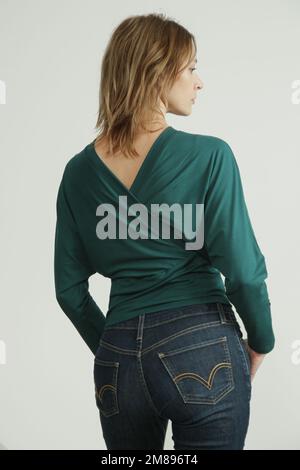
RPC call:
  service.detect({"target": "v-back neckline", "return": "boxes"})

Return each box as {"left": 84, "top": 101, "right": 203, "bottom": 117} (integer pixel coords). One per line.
{"left": 86, "top": 126, "right": 175, "bottom": 195}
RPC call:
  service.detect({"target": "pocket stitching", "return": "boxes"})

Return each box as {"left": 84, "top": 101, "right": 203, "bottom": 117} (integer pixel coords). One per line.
{"left": 94, "top": 360, "right": 120, "bottom": 417}
{"left": 158, "top": 336, "right": 235, "bottom": 405}
{"left": 172, "top": 361, "right": 232, "bottom": 391}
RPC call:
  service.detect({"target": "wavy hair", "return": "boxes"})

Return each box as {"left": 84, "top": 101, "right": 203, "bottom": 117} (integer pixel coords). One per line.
{"left": 93, "top": 13, "right": 197, "bottom": 158}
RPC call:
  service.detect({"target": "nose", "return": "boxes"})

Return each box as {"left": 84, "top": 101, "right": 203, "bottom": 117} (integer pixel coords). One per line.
{"left": 196, "top": 77, "right": 204, "bottom": 90}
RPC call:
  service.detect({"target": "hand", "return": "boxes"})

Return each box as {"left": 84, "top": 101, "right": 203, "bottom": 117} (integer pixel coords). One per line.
{"left": 244, "top": 339, "right": 266, "bottom": 383}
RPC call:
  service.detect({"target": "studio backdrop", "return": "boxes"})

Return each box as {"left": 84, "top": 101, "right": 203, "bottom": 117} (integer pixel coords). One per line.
{"left": 0, "top": 0, "right": 299, "bottom": 450}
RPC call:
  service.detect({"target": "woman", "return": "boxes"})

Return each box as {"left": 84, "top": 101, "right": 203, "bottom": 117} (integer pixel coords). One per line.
{"left": 54, "top": 13, "right": 275, "bottom": 450}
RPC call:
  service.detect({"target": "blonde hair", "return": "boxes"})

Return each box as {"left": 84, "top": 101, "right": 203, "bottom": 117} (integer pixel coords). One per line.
{"left": 93, "top": 13, "right": 197, "bottom": 158}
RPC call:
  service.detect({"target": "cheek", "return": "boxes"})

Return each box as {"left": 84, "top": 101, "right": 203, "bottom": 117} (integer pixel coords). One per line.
{"left": 169, "top": 74, "right": 192, "bottom": 102}
{"left": 181, "top": 73, "right": 193, "bottom": 89}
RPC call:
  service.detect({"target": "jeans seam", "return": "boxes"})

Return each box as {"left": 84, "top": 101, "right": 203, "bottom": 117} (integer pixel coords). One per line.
{"left": 232, "top": 325, "right": 251, "bottom": 379}
{"left": 99, "top": 320, "right": 224, "bottom": 355}
{"left": 104, "top": 310, "right": 221, "bottom": 330}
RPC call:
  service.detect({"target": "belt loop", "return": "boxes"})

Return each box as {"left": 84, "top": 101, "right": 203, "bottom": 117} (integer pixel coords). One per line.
{"left": 136, "top": 314, "right": 144, "bottom": 353}
{"left": 217, "top": 302, "right": 227, "bottom": 324}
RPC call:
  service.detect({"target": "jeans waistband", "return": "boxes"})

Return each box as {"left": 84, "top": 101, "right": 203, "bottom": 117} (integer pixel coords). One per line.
{"left": 104, "top": 302, "right": 235, "bottom": 331}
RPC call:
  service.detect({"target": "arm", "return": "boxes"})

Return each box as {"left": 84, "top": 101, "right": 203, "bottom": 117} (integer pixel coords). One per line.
{"left": 203, "top": 140, "right": 275, "bottom": 354}
{"left": 54, "top": 166, "right": 106, "bottom": 355}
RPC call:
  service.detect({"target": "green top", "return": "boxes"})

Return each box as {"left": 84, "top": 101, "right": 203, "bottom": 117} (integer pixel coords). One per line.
{"left": 54, "top": 126, "right": 275, "bottom": 355}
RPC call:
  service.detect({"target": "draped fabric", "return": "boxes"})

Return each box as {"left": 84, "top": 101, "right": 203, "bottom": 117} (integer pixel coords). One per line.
{"left": 54, "top": 126, "right": 275, "bottom": 354}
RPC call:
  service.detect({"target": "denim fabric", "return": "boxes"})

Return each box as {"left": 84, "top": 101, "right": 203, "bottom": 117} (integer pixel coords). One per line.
{"left": 93, "top": 302, "right": 252, "bottom": 450}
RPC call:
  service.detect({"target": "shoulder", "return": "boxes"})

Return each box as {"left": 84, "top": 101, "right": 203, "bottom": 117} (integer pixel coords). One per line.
{"left": 64, "top": 145, "right": 88, "bottom": 173}
{"left": 60, "top": 144, "right": 92, "bottom": 188}
{"left": 174, "top": 128, "right": 236, "bottom": 166}
{"left": 175, "top": 128, "right": 233, "bottom": 152}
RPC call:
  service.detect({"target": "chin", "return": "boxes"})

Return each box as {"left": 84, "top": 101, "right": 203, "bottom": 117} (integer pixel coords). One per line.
{"left": 180, "top": 111, "right": 191, "bottom": 117}
{"left": 170, "top": 107, "right": 192, "bottom": 116}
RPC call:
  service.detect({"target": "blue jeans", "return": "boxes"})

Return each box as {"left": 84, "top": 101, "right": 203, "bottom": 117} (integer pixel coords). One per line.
{"left": 93, "top": 302, "right": 252, "bottom": 450}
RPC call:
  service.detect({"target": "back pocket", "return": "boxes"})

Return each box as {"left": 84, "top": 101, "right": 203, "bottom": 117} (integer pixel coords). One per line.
{"left": 157, "top": 336, "right": 234, "bottom": 405}
{"left": 93, "top": 358, "right": 120, "bottom": 417}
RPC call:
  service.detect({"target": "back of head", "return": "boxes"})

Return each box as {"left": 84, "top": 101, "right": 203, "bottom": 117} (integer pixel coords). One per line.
{"left": 94, "top": 13, "right": 197, "bottom": 159}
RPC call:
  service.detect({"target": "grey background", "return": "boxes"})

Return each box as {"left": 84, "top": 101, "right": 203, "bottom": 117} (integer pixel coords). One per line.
{"left": 0, "top": 0, "right": 299, "bottom": 450}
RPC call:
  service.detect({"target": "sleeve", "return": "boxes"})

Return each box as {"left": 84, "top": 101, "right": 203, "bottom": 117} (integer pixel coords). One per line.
{"left": 54, "top": 167, "right": 106, "bottom": 355}
{"left": 203, "top": 140, "right": 275, "bottom": 354}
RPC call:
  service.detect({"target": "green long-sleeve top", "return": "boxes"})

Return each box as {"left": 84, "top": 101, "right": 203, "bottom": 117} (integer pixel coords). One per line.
{"left": 54, "top": 126, "right": 275, "bottom": 355}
